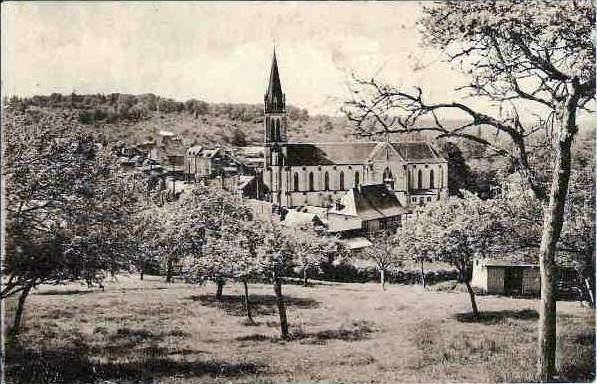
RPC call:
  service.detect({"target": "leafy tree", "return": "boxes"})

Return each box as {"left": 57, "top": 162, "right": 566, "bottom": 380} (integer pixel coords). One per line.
{"left": 404, "top": 194, "right": 508, "bottom": 319}
{"left": 438, "top": 142, "right": 476, "bottom": 196}
{"left": 362, "top": 231, "right": 404, "bottom": 291}
{"left": 181, "top": 186, "right": 254, "bottom": 296}
{"left": 343, "top": 1, "right": 595, "bottom": 378}
{"left": 142, "top": 197, "right": 207, "bottom": 283}
{"left": 395, "top": 225, "right": 432, "bottom": 288}
{"left": 3, "top": 110, "right": 138, "bottom": 333}
{"left": 255, "top": 220, "right": 294, "bottom": 339}
{"left": 287, "top": 224, "right": 336, "bottom": 287}
{"left": 133, "top": 209, "right": 169, "bottom": 280}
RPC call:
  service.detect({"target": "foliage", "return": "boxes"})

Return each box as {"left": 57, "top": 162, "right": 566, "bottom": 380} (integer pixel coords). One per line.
{"left": 2, "top": 109, "right": 140, "bottom": 332}
{"left": 362, "top": 231, "right": 405, "bottom": 290}
{"left": 3, "top": 109, "right": 139, "bottom": 297}
{"left": 285, "top": 223, "right": 337, "bottom": 285}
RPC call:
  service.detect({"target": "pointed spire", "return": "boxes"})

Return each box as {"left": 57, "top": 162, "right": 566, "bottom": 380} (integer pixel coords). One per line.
{"left": 265, "top": 48, "right": 285, "bottom": 113}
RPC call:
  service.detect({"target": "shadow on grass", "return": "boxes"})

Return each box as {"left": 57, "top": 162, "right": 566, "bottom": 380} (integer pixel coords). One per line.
{"left": 118, "top": 286, "right": 170, "bottom": 292}
{"left": 455, "top": 309, "right": 539, "bottom": 324}
{"left": 6, "top": 342, "right": 263, "bottom": 384}
{"left": 558, "top": 331, "right": 596, "bottom": 383}
{"left": 85, "top": 327, "right": 191, "bottom": 357}
{"left": 236, "top": 320, "right": 377, "bottom": 345}
{"left": 35, "top": 289, "right": 94, "bottom": 296}
{"left": 189, "top": 294, "right": 319, "bottom": 316}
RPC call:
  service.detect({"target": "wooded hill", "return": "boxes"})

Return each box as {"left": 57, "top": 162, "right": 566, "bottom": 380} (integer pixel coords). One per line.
{"left": 4, "top": 93, "right": 355, "bottom": 147}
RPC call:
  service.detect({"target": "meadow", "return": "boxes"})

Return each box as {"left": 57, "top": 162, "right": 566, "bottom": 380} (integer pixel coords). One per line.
{"left": 5, "top": 275, "right": 595, "bottom": 383}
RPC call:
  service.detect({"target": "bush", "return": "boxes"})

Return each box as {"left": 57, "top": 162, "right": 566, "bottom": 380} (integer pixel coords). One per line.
{"left": 312, "top": 261, "right": 459, "bottom": 285}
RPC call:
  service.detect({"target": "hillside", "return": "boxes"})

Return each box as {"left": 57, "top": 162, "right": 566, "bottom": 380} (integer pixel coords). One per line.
{"left": 4, "top": 93, "right": 356, "bottom": 147}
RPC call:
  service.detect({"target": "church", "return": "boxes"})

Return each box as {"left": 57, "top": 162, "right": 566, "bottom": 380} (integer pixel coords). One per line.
{"left": 260, "top": 50, "right": 449, "bottom": 209}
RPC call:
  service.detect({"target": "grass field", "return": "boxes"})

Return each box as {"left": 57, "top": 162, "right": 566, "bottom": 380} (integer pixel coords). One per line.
{"left": 5, "top": 275, "right": 595, "bottom": 383}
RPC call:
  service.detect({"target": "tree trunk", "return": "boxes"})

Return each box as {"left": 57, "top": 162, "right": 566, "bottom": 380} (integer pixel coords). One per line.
{"left": 215, "top": 279, "right": 224, "bottom": 300}
{"left": 243, "top": 280, "right": 255, "bottom": 324}
{"left": 537, "top": 86, "right": 579, "bottom": 382}
{"left": 273, "top": 278, "right": 289, "bottom": 339}
{"left": 303, "top": 267, "right": 308, "bottom": 287}
{"left": 11, "top": 283, "right": 33, "bottom": 335}
{"left": 380, "top": 268, "right": 386, "bottom": 291}
{"left": 584, "top": 277, "right": 595, "bottom": 307}
{"left": 420, "top": 259, "right": 426, "bottom": 288}
{"left": 140, "top": 269, "right": 144, "bottom": 281}
{"left": 166, "top": 257, "right": 173, "bottom": 283}
{"left": 463, "top": 280, "right": 479, "bottom": 320}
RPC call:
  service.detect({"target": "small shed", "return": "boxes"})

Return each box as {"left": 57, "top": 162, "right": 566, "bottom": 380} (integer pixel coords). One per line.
{"left": 472, "top": 259, "right": 540, "bottom": 296}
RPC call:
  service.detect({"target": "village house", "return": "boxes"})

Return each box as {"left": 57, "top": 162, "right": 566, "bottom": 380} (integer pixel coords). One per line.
{"left": 327, "top": 184, "right": 408, "bottom": 236}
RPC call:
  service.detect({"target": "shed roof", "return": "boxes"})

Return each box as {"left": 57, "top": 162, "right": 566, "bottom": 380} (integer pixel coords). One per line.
{"left": 478, "top": 259, "right": 538, "bottom": 268}
{"left": 338, "top": 237, "right": 373, "bottom": 250}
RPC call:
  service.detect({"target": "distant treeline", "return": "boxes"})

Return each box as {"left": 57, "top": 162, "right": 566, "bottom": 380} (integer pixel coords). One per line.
{"left": 4, "top": 93, "right": 310, "bottom": 125}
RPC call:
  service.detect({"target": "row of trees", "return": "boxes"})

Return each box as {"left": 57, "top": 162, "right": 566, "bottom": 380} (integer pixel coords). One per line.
{"left": 134, "top": 186, "right": 340, "bottom": 337}
{"left": 364, "top": 181, "right": 593, "bottom": 322}
{"left": 4, "top": 94, "right": 310, "bottom": 126}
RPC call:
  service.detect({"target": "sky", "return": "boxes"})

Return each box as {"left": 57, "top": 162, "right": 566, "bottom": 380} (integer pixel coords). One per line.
{"left": 0, "top": 1, "right": 515, "bottom": 116}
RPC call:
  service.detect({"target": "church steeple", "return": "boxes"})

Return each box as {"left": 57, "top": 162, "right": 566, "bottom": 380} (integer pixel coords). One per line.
{"left": 264, "top": 49, "right": 285, "bottom": 113}
{"left": 264, "top": 49, "right": 288, "bottom": 146}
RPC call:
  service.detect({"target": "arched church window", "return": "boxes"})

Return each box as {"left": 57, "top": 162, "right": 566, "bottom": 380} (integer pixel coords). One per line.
{"left": 339, "top": 171, "right": 345, "bottom": 190}
{"left": 294, "top": 172, "right": 300, "bottom": 192}
{"left": 355, "top": 171, "right": 360, "bottom": 187}
{"left": 383, "top": 167, "right": 393, "bottom": 180}
{"left": 429, "top": 169, "right": 435, "bottom": 189}
{"left": 418, "top": 169, "right": 423, "bottom": 189}
{"left": 324, "top": 172, "right": 330, "bottom": 191}
{"left": 383, "top": 167, "right": 394, "bottom": 190}
{"left": 309, "top": 172, "right": 314, "bottom": 191}
{"left": 274, "top": 120, "right": 280, "bottom": 142}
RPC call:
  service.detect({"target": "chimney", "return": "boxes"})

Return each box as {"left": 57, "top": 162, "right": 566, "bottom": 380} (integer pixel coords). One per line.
{"left": 335, "top": 199, "right": 344, "bottom": 211}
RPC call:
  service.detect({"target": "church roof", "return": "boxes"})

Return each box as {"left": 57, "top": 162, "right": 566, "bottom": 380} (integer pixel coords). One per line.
{"left": 265, "top": 50, "right": 285, "bottom": 113}
{"left": 283, "top": 142, "right": 444, "bottom": 166}
{"left": 284, "top": 142, "right": 380, "bottom": 166}
{"left": 391, "top": 142, "right": 441, "bottom": 161}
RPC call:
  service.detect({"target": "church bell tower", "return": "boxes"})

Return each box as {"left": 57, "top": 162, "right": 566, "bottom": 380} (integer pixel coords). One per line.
{"left": 264, "top": 49, "right": 287, "bottom": 164}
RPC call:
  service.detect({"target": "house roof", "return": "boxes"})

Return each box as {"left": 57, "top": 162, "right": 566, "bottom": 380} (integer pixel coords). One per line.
{"left": 338, "top": 237, "right": 373, "bottom": 250}
{"left": 186, "top": 146, "right": 220, "bottom": 158}
{"left": 281, "top": 210, "right": 322, "bottom": 227}
{"left": 327, "top": 216, "right": 362, "bottom": 232}
{"left": 329, "top": 184, "right": 408, "bottom": 221}
{"left": 282, "top": 142, "right": 444, "bottom": 166}
{"left": 236, "top": 175, "right": 255, "bottom": 191}
{"left": 187, "top": 145, "right": 203, "bottom": 156}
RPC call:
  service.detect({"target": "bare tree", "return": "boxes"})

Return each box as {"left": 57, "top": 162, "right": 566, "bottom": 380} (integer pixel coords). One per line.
{"left": 343, "top": 1, "right": 594, "bottom": 379}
